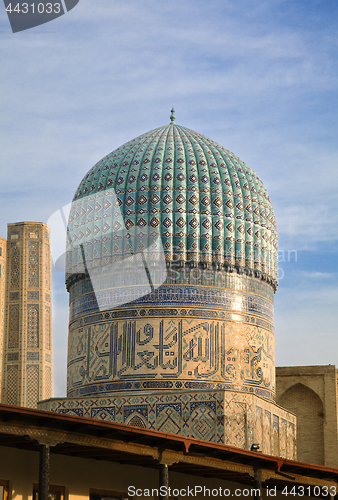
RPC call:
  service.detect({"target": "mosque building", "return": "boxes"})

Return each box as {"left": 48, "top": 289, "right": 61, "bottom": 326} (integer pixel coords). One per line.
{"left": 1, "top": 112, "right": 338, "bottom": 474}
{"left": 39, "top": 110, "right": 298, "bottom": 457}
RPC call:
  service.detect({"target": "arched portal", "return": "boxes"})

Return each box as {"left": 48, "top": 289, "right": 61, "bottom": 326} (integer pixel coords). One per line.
{"left": 279, "top": 384, "right": 324, "bottom": 464}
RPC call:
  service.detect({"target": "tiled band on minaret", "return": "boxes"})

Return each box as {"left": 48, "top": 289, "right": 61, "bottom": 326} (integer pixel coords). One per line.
{"left": 1, "top": 222, "right": 53, "bottom": 408}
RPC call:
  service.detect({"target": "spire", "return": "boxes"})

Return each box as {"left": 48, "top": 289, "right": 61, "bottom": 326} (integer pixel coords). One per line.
{"left": 170, "top": 108, "right": 176, "bottom": 123}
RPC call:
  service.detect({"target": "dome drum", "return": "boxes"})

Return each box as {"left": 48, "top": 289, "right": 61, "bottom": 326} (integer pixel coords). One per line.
{"left": 67, "top": 265, "right": 276, "bottom": 401}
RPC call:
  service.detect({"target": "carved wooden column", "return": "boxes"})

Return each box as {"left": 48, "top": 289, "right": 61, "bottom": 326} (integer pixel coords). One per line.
{"left": 25, "top": 431, "right": 63, "bottom": 500}
{"left": 159, "top": 463, "right": 169, "bottom": 500}
{"left": 39, "top": 444, "right": 50, "bottom": 500}
{"left": 253, "top": 468, "right": 262, "bottom": 500}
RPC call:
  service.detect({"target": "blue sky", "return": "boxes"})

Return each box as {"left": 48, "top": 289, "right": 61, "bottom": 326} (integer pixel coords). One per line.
{"left": 1, "top": 0, "right": 337, "bottom": 396}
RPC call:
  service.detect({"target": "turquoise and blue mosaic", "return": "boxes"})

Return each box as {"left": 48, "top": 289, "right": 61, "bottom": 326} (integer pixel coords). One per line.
{"left": 69, "top": 283, "right": 274, "bottom": 324}
{"left": 67, "top": 313, "right": 275, "bottom": 400}
{"left": 69, "top": 269, "right": 274, "bottom": 303}
{"left": 66, "top": 122, "right": 278, "bottom": 289}
{"left": 39, "top": 388, "right": 296, "bottom": 458}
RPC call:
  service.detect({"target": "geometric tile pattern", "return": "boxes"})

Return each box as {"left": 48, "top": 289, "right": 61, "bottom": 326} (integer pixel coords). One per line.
{"left": 156, "top": 403, "right": 182, "bottom": 434}
{"left": 255, "top": 406, "right": 263, "bottom": 451}
{"left": 69, "top": 266, "right": 274, "bottom": 304}
{"left": 222, "top": 392, "right": 296, "bottom": 459}
{"left": 224, "top": 401, "right": 246, "bottom": 449}
{"left": 1, "top": 222, "right": 53, "bottom": 408}
{"left": 10, "top": 244, "right": 20, "bottom": 289}
{"left": 44, "top": 244, "right": 50, "bottom": 289}
{"left": 69, "top": 281, "right": 275, "bottom": 325}
{"left": 39, "top": 388, "right": 297, "bottom": 459}
{"left": 280, "top": 418, "right": 287, "bottom": 458}
{"left": 190, "top": 402, "right": 216, "bottom": 441}
{"left": 27, "top": 352, "right": 39, "bottom": 360}
{"left": 26, "top": 364, "right": 39, "bottom": 408}
{"left": 272, "top": 414, "right": 279, "bottom": 456}
{"left": 58, "top": 408, "right": 84, "bottom": 417}
{"left": 263, "top": 409, "right": 272, "bottom": 455}
{"left": 68, "top": 120, "right": 278, "bottom": 290}
{"left": 126, "top": 415, "right": 146, "bottom": 428}
{"left": 124, "top": 405, "right": 148, "bottom": 428}
{"left": 28, "top": 242, "right": 39, "bottom": 288}
{"left": 45, "top": 306, "right": 51, "bottom": 351}
{"left": 8, "top": 305, "right": 19, "bottom": 349}
{"left": 91, "top": 407, "right": 115, "bottom": 420}
{"left": 6, "top": 365, "right": 18, "bottom": 405}
{"left": 27, "top": 305, "right": 39, "bottom": 348}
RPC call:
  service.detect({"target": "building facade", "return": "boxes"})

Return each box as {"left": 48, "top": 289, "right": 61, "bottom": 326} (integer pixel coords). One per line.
{"left": 0, "top": 222, "right": 53, "bottom": 408}
{"left": 276, "top": 365, "right": 338, "bottom": 467}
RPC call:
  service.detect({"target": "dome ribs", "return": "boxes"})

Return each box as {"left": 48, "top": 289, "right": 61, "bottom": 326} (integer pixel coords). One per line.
{"left": 184, "top": 129, "right": 225, "bottom": 266}
{"left": 169, "top": 125, "right": 186, "bottom": 264}
{"left": 175, "top": 126, "right": 199, "bottom": 265}
{"left": 67, "top": 122, "right": 278, "bottom": 292}
{"left": 179, "top": 127, "right": 213, "bottom": 266}
{"left": 130, "top": 128, "right": 162, "bottom": 257}
{"left": 172, "top": 125, "right": 192, "bottom": 265}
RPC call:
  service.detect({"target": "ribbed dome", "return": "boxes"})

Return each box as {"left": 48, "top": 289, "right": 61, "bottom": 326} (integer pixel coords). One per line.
{"left": 68, "top": 118, "right": 278, "bottom": 289}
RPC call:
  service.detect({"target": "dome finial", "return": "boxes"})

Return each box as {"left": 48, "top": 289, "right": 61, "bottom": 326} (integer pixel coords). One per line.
{"left": 170, "top": 108, "right": 176, "bottom": 123}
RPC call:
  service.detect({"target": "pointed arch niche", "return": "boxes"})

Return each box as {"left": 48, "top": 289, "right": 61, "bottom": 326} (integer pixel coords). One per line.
{"left": 278, "top": 383, "right": 324, "bottom": 465}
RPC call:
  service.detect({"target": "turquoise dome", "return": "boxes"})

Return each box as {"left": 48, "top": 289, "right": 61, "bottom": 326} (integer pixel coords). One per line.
{"left": 68, "top": 115, "right": 278, "bottom": 289}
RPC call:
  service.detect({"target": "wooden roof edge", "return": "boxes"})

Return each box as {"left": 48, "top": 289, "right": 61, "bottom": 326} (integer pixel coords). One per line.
{"left": 0, "top": 403, "right": 337, "bottom": 480}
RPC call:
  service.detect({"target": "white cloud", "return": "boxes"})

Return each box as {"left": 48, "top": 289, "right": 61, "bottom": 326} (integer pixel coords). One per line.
{"left": 276, "top": 204, "right": 338, "bottom": 242}
{"left": 294, "top": 270, "right": 337, "bottom": 279}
